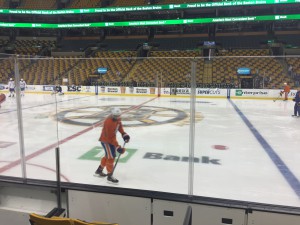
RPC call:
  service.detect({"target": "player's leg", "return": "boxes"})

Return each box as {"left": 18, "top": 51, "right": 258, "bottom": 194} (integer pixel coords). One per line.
{"left": 8, "top": 88, "right": 13, "bottom": 97}
{"left": 106, "top": 158, "right": 119, "bottom": 183}
{"left": 95, "top": 157, "right": 107, "bottom": 176}
{"left": 95, "top": 143, "right": 109, "bottom": 176}
{"left": 0, "top": 93, "right": 6, "bottom": 108}
{"left": 105, "top": 145, "right": 119, "bottom": 183}
{"left": 292, "top": 103, "right": 298, "bottom": 117}
{"left": 284, "top": 92, "right": 288, "bottom": 101}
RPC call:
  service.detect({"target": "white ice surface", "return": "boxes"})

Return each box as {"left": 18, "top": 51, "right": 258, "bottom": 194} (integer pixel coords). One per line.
{"left": 1, "top": 94, "right": 300, "bottom": 207}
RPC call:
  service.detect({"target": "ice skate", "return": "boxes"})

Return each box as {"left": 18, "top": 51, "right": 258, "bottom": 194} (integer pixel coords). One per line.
{"left": 107, "top": 174, "right": 119, "bottom": 183}
{"left": 94, "top": 167, "right": 107, "bottom": 177}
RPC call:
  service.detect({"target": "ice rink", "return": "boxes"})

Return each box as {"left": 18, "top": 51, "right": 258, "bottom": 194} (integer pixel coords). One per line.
{"left": 1, "top": 93, "right": 300, "bottom": 207}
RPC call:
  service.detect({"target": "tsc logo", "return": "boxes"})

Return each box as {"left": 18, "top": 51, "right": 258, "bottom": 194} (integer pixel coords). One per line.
{"left": 68, "top": 85, "right": 81, "bottom": 92}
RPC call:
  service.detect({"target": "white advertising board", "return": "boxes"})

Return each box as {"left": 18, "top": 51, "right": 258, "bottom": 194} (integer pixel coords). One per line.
{"left": 4, "top": 85, "right": 298, "bottom": 101}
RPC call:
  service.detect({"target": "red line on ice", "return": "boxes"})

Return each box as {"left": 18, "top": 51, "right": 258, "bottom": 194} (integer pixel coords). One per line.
{"left": 0, "top": 97, "right": 158, "bottom": 174}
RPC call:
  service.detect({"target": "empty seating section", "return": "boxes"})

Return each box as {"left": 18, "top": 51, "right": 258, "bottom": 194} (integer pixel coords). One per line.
{"left": 287, "top": 58, "right": 300, "bottom": 75}
{"left": 68, "top": 0, "right": 101, "bottom": 9}
{"left": 212, "top": 49, "right": 293, "bottom": 88}
{"left": 218, "top": 49, "right": 269, "bottom": 56}
{"left": 67, "top": 51, "right": 135, "bottom": 85}
{"left": 0, "top": 56, "right": 32, "bottom": 83}
{"left": 0, "top": 36, "right": 297, "bottom": 89}
{"left": 1, "top": 39, "right": 57, "bottom": 84}
{"left": 16, "top": 0, "right": 57, "bottom": 9}
{"left": 0, "top": 0, "right": 9, "bottom": 8}
{"left": 0, "top": 57, "right": 14, "bottom": 82}
{"left": 14, "top": 39, "right": 56, "bottom": 56}
{"left": 0, "top": 38, "right": 9, "bottom": 47}
{"left": 20, "top": 56, "right": 81, "bottom": 85}
{"left": 126, "top": 50, "right": 203, "bottom": 85}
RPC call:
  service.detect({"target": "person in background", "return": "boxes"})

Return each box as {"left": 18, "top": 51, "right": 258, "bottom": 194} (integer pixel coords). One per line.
{"left": 95, "top": 107, "right": 130, "bottom": 183}
{"left": 281, "top": 82, "right": 290, "bottom": 101}
{"left": 292, "top": 88, "right": 300, "bottom": 117}
{"left": 51, "top": 85, "right": 64, "bottom": 95}
{"left": 288, "top": 65, "right": 293, "bottom": 77}
{"left": 7, "top": 78, "right": 15, "bottom": 97}
{"left": 20, "top": 78, "right": 27, "bottom": 97}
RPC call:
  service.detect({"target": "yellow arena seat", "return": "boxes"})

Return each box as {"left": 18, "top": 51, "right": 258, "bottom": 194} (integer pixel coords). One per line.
{"left": 29, "top": 213, "right": 119, "bottom": 225}
{"left": 29, "top": 213, "right": 72, "bottom": 225}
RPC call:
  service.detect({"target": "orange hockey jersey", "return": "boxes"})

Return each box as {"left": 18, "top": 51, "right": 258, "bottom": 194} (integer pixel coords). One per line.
{"left": 99, "top": 116, "right": 125, "bottom": 147}
{"left": 284, "top": 85, "right": 291, "bottom": 93}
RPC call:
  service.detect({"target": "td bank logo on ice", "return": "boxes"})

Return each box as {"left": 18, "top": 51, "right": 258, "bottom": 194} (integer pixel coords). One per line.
{"left": 79, "top": 146, "right": 137, "bottom": 163}
{"left": 236, "top": 90, "right": 243, "bottom": 96}
{"left": 143, "top": 152, "right": 221, "bottom": 165}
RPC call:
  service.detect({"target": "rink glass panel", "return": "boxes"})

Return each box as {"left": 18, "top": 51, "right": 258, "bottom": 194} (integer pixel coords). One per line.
{"left": 1, "top": 55, "right": 300, "bottom": 207}
{"left": 0, "top": 55, "right": 23, "bottom": 178}
{"left": 21, "top": 57, "right": 59, "bottom": 180}
{"left": 54, "top": 56, "right": 192, "bottom": 193}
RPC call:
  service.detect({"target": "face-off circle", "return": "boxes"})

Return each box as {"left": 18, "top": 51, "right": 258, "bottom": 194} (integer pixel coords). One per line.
{"left": 55, "top": 105, "right": 203, "bottom": 127}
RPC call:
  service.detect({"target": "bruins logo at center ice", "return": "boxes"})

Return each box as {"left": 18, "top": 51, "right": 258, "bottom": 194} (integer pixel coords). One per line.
{"left": 55, "top": 105, "right": 203, "bottom": 127}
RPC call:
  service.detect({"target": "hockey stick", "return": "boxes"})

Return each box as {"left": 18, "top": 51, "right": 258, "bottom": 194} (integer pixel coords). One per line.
{"left": 111, "top": 142, "right": 126, "bottom": 176}
{"left": 273, "top": 93, "right": 282, "bottom": 102}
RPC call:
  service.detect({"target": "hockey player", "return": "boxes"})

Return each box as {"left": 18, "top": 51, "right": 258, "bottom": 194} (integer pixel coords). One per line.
{"left": 51, "top": 85, "right": 64, "bottom": 95}
{"left": 20, "top": 78, "right": 27, "bottom": 97}
{"left": 56, "top": 85, "right": 64, "bottom": 95}
{"left": 280, "top": 82, "right": 290, "bottom": 101}
{"left": 0, "top": 93, "right": 6, "bottom": 108}
{"left": 7, "top": 78, "right": 15, "bottom": 97}
{"left": 95, "top": 107, "right": 130, "bottom": 183}
{"left": 292, "top": 88, "right": 300, "bottom": 117}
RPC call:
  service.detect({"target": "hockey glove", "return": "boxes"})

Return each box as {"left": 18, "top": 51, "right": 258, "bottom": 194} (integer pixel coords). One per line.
{"left": 116, "top": 146, "right": 126, "bottom": 154}
{"left": 122, "top": 133, "right": 130, "bottom": 143}
{"left": 297, "top": 102, "right": 300, "bottom": 106}
{"left": 280, "top": 91, "right": 283, "bottom": 96}
{"left": 292, "top": 98, "right": 295, "bottom": 102}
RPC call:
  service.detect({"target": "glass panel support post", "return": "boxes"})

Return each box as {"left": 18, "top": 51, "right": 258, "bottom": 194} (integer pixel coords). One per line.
{"left": 14, "top": 57, "right": 27, "bottom": 179}
{"left": 188, "top": 59, "right": 197, "bottom": 197}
